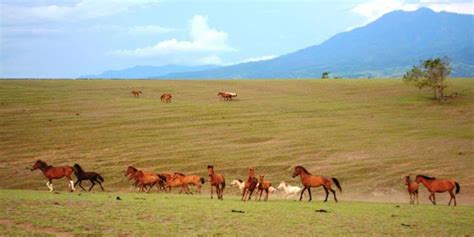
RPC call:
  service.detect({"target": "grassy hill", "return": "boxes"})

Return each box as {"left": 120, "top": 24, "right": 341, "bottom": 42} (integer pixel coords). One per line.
{"left": 0, "top": 79, "right": 473, "bottom": 203}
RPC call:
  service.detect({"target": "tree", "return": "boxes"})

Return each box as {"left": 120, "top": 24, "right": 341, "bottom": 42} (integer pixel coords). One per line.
{"left": 322, "top": 72, "right": 330, "bottom": 79}
{"left": 403, "top": 57, "right": 451, "bottom": 101}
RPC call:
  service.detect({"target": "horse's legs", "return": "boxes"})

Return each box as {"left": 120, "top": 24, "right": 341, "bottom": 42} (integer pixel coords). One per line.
{"left": 265, "top": 189, "right": 269, "bottom": 201}
{"left": 299, "top": 187, "right": 307, "bottom": 201}
{"left": 448, "top": 190, "right": 455, "bottom": 206}
{"left": 431, "top": 192, "right": 436, "bottom": 205}
{"left": 88, "top": 180, "right": 96, "bottom": 191}
{"left": 415, "top": 191, "right": 419, "bottom": 204}
{"left": 74, "top": 179, "right": 80, "bottom": 188}
{"left": 323, "top": 186, "right": 329, "bottom": 202}
{"left": 307, "top": 187, "right": 312, "bottom": 202}
{"left": 258, "top": 189, "right": 263, "bottom": 201}
{"left": 66, "top": 176, "right": 75, "bottom": 192}
{"left": 330, "top": 188, "right": 338, "bottom": 202}
{"left": 46, "top": 180, "right": 53, "bottom": 192}
{"left": 210, "top": 185, "right": 214, "bottom": 199}
{"left": 78, "top": 181, "right": 87, "bottom": 191}
{"left": 98, "top": 180, "right": 105, "bottom": 191}
{"left": 241, "top": 188, "right": 247, "bottom": 201}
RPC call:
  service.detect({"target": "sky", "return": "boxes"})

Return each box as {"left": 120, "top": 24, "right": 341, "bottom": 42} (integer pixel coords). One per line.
{"left": 0, "top": 0, "right": 472, "bottom": 78}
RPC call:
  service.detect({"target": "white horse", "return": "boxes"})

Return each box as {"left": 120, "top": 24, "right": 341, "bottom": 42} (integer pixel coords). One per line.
{"left": 277, "top": 181, "right": 304, "bottom": 199}
{"left": 230, "top": 179, "right": 246, "bottom": 194}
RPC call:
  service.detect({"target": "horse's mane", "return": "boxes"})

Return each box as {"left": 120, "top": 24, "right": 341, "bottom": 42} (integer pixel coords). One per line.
{"left": 416, "top": 175, "right": 436, "bottom": 180}
{"left": 207, "top": 165, "right": 214, "bottom": 169}
{"left": 237, "top": 179, "right": 243, "bottom": 183}
{"left": 295, "top": 165, "right": 311, "bottom": 175}
{"left": 73, "top": 163, "right": 86, "bottom": 174}
{"left": 174, "top": 172, "right": 186, "bottom": 176}
{"left": 128, "top": 166, "right": 138, "bottom": 172}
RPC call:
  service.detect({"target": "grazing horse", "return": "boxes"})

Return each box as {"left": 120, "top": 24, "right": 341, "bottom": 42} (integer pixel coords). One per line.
{"left": 207, "top": 165, "right": 225, "bottom": 200}
{"left": 72, "top": 164, "right": 105, "bottom": 191}
{"left": 256, "top": 175, "right": 272, "bottom": 201}
{"left": 217, "top": 92, "right": 237, "bottom": 101}
{"left": 277, "top": 181, "right": 305, "bottom": 199}
{"left": 160, "top": 93, "right": 172, "bottom": 103}
{"left": 31, "top": 160, "right": 75, "bottom": 192}
{"left": 404, "top": 176, "right": 419, "bottom": 204}
{"left": 291, "top": 166, "right": 342, "bottom": 202}
{"left": 415, "top": 175, "right": 460, "bottom": 206}
{"left": 241, "top": 167, "right": 258, "bottom": 201}
{"left": 172, "top": 172, "right": 205, "bottom": 194}
{"left": 131, "top": 90, "right": 142, "bottom": 98}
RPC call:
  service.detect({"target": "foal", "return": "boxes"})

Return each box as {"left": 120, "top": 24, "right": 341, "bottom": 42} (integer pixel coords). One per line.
{"left": 31, "top": 160, "right": 75, "bottom": 192}
{"left": 404, "top": 176, "right": 419, "bottom": 204}
{"left": 207, "top": 165, "right": 225, "bottom": 200}
{"left": 256, "top": 175, "right": 271, "bottom": 201}
{"left": 73, "top": 164, "right": 105, "bottom": 191}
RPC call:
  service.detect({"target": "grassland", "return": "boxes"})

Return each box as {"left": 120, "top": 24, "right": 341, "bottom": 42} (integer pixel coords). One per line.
{"left": 0, "top": 79, "right": 473, "bottom": 235}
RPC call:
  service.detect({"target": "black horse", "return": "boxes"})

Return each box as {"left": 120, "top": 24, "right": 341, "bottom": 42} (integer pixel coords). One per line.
{"left": 72, "top": 164, "right": 105, "bottom": 191}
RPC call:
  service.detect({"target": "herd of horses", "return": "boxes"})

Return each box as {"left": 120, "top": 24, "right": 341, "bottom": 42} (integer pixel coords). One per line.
{"left": 30, "top": 160, "right": 461, "bottom": 205}
{"left": 131, "top": 90, "right": 237, "bottom": 102}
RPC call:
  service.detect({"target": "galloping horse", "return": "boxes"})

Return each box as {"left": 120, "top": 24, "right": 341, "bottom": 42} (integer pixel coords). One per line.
{"left": 72, "top": 164, "right": 105, "bottom": 191}
{"left": 241, "top": 167, "right": 258, "bottom": 201}
{"left": 230, "top": 179, "right": 246, "bottom": 194}
{"left": 160, "top": 93, "right": 172, "bottom": 103}
{"left": 277, "top": 181, "right": 305, "bottom": 199}
{"left": 131, "top": 90, "right": 142, "bottom": 98}
{"left": 172, "top": 172, "right": 205, "bottom": 194}
{"left": 292, "top": 166, "right": 342, "bottom": 202}
{"left": 256, "top": 175, "right": 271, "bottom": 201}
{"left": 125, "top": 166, "right": 160, "bottom": 192}
{"left": 161, "top": 173, "right": 186, "bottom": 193}
{"left": 404, "top": 176, "right": 419, "bottom": 204}
{"left": 217, "top": 92, "right": 237, "bottom": 101}
{"left": 415, "top": 175, "right": 460, "bottom": 206}
{"left": 207, "top": 165, "right": 225, "bottom": 200}
{"left": 31, "top": 160, "right": 75, "bottom": 192}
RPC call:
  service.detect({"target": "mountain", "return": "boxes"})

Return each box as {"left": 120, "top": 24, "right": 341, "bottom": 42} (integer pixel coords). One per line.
{"left": 80, "top": 65, "right": 219, "bottom": 79}
{"left": 162, "top": 8, "right": 473, "bottom": 79}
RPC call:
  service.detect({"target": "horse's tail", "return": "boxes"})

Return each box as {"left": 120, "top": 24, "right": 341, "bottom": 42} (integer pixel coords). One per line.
{"left": 200, "top": 177, "right": 205, "bottom": 184}
{"left": 97, "top": 174, "right": 104, "bottom": 183}
{"left": 455, "top": 182, "right": 460, "bottom": 194}
{"left": 332, "top": 178, "right": 342, "bottom": 192}
{"left": 222, "top": 178, "right": 226, "bottom": 189}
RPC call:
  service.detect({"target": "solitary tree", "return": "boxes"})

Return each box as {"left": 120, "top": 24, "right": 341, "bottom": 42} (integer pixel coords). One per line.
{"left": 403, "top": 57, "right": 451, "bottom": 101}
{"left": 322, "top": 71, "right": 330, "bottom": 79}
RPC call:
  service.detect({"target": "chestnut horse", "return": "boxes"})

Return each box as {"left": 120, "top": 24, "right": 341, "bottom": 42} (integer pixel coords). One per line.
{"left": 162, "top": 173, "right": 187, "bottom": 193}
{"left": 31, "top": 160, "right": 75, "bottom": 192}
{"left": 207, "top": 165, "right": 225, "bottom": 200}
{"left": 415, "top": 175, "right": 460, "bottom": 206}
{"left": 256, "top": 174, "right": 271, "bottom": 201}
{"left": 217, "top": 92, "right": 236, "bottom": 101}
{"left": 72, "top": 163, "right": 105, "bottom": 191}
{"left": 172, "top": 172, "right": 205, "bottom": 194}
{"left": 160, "top": 93, "right": 172, "bottom": 103}
{"left": 404, "top": 176, "right": 419, "bottom": 204}
{"left": 131, "top": 90, "right": 142, "bottom": 98}
{"left": 241, "top": 167, "right": 258, "bottom": 201}
{"left": 292, "top": 166, "right": 342, "bottom": 202}
{"left": 125, "top": 166, "right": 160, "bottom": 192}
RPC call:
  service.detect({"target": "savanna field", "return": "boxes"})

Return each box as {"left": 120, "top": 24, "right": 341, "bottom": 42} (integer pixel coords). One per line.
{"left": 0, "top": 79, "right": 473, "bottom": 235}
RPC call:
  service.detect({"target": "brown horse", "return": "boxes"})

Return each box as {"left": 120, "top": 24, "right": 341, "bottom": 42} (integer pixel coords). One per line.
{"left": 125, "top": 166, "right": 160, "bottom": 192}
{"left": 415, "top": 175, "right": 460, "bottom": 206}
{"left": 172, "top": 172, "right": 205, "bottom": 194}
{"left": 160, "top": 93, "right": 172, "bottom": 103}
{"left": 131, "top": 90, "right": 142, "bottom": 98}
{"left": 292, "top": 166, "right": 342, "bottom": 202}
{"left": 207, "top": 165, "right": 225, "bottom": 200}
{"left": 72, "top": 163, "right": 105, "bottom": 191}
{"left": 241, "top": 167, "right": 258, "bottom": 201}
{"left": 31, "top": 160, "right": 75, "bottom": 192}
{"left": 404, "top": 176, "right": 419, "bottom": 204}
{"left": 217, "top": 92, "right": 236, "bottom": 101}
{"left": 162, "top": 173, "right": 186, "bottom": 193}
{"left": 256, "top": 174, "right": 271, "bottom": 201}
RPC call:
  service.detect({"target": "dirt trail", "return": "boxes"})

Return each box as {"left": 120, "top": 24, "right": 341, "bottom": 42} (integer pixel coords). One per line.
{"left": 0, "top": 219, "right": 73, "bottom": 237}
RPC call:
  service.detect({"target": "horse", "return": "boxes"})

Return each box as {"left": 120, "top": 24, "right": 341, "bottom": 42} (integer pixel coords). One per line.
{"left": 291, "top": 166, "right": 342, "bottom": 202}
{"left": 131, "top": 90, "right": 142, "bottom": 98}
{"left": 72, "top": 164, "right": 105, "bottom": 191}
{"left": 207, "top": 165, "right": 225, "bottom": 200}
{"left": 277, "top": 181, "right": 305, "bottom": 199}
{"left": 217, "top": 92, "right": 236, "bottom": 101}
{"left": 230, "top": 179, "right": 246, "bottom": 194}
{"left": 162, "top": 173, "right": 186, "bottom": 193}
{"left": 160, "top": 93, "right": 172, "bottom": 103}
{"left": 241, "top": 167, "right": 258, "bottom": 201}
{"left": 404, "top": 176, "right": 419, "bottom": 204}
{"left": 31, "top": 160, "right": 75, "bottom": 192}
{"left": 256, "top": 175, "right": 271, "bottom": 201}
{"left": 172, "top": 172, "right": 205, "bottom": 194}
{"left": 415, "top": 175, "right": 460, "bottom": 206}
{"left": 125, "top": 166, "right": 160, "bottom": 192}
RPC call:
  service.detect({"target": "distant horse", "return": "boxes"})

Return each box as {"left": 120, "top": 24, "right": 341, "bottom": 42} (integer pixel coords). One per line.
{"left": 125, "top": 166, "right": 159, "bottom": 192}
{"left": 207, "top": 165, "right": 225, "bottom": 200}
{"left": 172, "top": 172, "right": 205, "bottom": 194}
{"left": 72, "top": 164, "right": 105, "bottom": 191}
{"left": 217, "top": 92, "right": 237, "bottom": 101}
{"left": 277, "top": 181, "right": 305, "bottom": 199}
{"left": 404, "top": 176, "right": 419, "bottom": 204}
{"left": 241, "top": 167, "right": 258, "bottom": 201}
{"left": 415, "top": 175, "right": 460, "bottom": 206}
{"left": 292, "top": 166, "right": 342, "bottom": 202}
{"left": 131, "top": 90, "right": 142, "bottom": 98}
{"left": 256, "top": 175, "right": 271, "bottom": 201}
{"left": 31, "top": 160, "right": 75, "bottom": 192}
{"left": 162, "top": 173, "right": 186, "bottom": 193}
{"left": 230, "top": 179, "right": 246, "bottom": 194}
{"left": 160, "top": 93, "right": 172, "bottom": 103}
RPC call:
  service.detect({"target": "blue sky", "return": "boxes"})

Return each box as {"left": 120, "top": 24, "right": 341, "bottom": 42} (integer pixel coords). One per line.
{"left": 1, "top": 0, "right": 472, "bottom": 78}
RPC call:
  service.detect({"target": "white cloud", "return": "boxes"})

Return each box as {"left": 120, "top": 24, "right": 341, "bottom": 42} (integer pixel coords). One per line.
{"left": 127, "top": 25, "right": 177, "bottom": 35}
{"left": 110, "top": 15, "right": 235, "bottom": 58}
{"left": 236, "top": 55, "right": 277, "bottom": 64}
{"left": 1, "top": 0, "right": 159, "bottom": 24}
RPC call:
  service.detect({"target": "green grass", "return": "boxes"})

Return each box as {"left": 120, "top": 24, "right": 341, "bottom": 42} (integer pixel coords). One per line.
{"left": 0, "top": 189, "right": 473, "bottom": 236}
